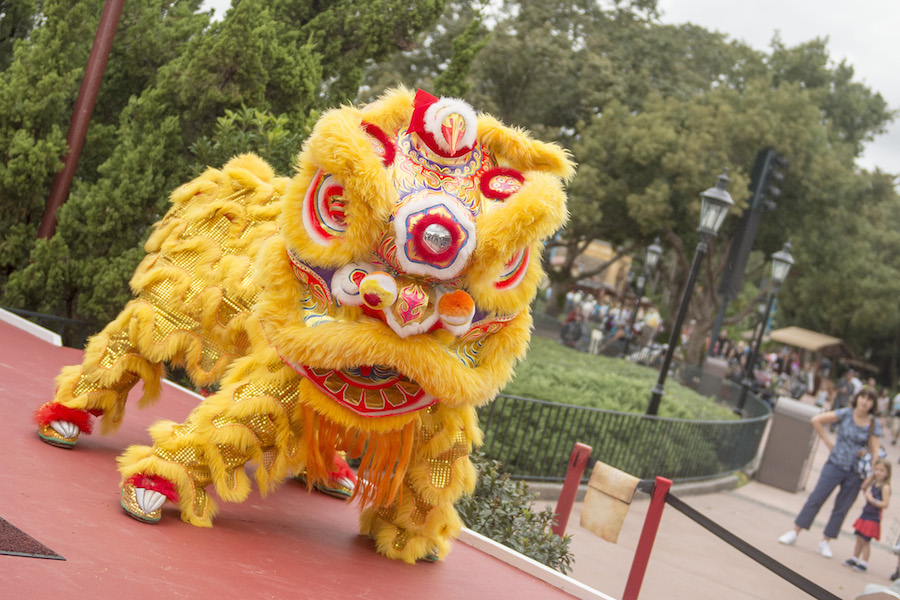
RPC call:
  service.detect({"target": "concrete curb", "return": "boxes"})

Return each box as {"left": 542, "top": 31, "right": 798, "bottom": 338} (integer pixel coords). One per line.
{"left": 529, "top": 473, "right": 741, "bottom": 504}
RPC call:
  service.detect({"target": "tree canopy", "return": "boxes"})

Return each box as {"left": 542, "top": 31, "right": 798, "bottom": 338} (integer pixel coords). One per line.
{"left": 0, "top": 0, "right": 445, "bottom": 324}
{"left": 1, "top": 0, "right": 899, "bottom": 381}
{"left": 364, "top": 0, "right": 899, "bottom": 375}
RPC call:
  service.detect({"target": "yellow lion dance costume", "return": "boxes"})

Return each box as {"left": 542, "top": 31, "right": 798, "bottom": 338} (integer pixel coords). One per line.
{"left": 35, "top": 88, "right": 572, "bottom": 563}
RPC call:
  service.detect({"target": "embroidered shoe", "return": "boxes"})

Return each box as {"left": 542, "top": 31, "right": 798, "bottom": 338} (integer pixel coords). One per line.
{"left": 37, "top": 420, "right": 80, "bottom": 448}
{"left": 121, "top": 483, "right": 167, "bottom": 523}
{"left": 120, "top": 475, "right": 178, "bottom": 524}
{"left": 422, "top": 548, "right": 440, "bottom": 563}
{"left": 778, "top": 530, "right": 798, "bottom": 545}
{"left": 35, "top": 402, "right": 96, "bottom": 448}
{"left": 295, "top": 472, "right": 355, "bottom": 499}
{"left": 817, "top": 540, "right": 833, "bottom": 558}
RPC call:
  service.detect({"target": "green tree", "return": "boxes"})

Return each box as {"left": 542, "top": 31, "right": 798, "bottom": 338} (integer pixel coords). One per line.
{"left": 190, "top": 106, "right": 310, "bottom": 176}
{"left": 0, "top": 0, "right": 38, "bottom": 70}
{"left": 0, "top": 0, "right": 105, "bottom": 286}
{"left": 1, "top": 0, "right": 447, "bottom": 326}
{"left": 361, "top": 0, "right": 490, "bottom": 100}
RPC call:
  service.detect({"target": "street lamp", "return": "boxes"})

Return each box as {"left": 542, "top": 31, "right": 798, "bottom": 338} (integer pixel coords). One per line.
{"left": 621, "top": 238, "right": 663, "bottom": 358}
{"left": 646, "top": 171, "right": 734, "bottom": 416}
{"left": 736, "top": 241, "right": 795, "bottom": 413}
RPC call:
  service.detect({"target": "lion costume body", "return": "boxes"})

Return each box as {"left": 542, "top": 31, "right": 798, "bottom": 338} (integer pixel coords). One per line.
{"left": 35, "top": 88, "right": 572, "bottom": 563}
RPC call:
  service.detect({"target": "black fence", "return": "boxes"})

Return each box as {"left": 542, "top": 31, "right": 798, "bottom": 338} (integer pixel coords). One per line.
{"left": 477, "top": 380, "right": 771, "bottom": 483}
{"left": 0, "top": 306, "right": 93, "bottom": 348}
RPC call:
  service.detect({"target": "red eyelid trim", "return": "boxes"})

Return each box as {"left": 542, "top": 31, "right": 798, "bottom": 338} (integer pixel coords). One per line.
{"left": 480, "top": 167, "right": 525, "bottom": 200}
{"left": 361, "top": 122, "right": 396, "bottom": 167}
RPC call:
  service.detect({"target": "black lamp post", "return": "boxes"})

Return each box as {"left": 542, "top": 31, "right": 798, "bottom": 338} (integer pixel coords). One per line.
{"left": 621, "top": 238, "right": 663, "bottom": 358}
{"left": 736, "top": 241, "right": 795, "bottom": 413}
{"left": 646, "top": 171, "right": 734, "bottom": 416}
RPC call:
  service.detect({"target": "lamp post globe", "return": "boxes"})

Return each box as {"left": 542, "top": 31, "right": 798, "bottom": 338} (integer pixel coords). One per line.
{"left": 698, "top": 171, "right": 736, "bottom": 237}
{"left": 736, "top": 241, "right": 795, "bottom": 414}
{"left": 621, "top": 238, "right": 664, "bottom": 359}
{"left": 646, "top": 171, "right": 733, "bottom": 416}
{"left": 770, "top": 241, "right": 794, "bottom": 285}
{"left": 646, "top": 237, "right": 663, "bottom": 272}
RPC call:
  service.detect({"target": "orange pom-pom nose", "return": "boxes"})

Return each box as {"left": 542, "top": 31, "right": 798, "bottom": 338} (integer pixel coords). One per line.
{"left": 438, "top": 289, "right": 475, "bottom": 329}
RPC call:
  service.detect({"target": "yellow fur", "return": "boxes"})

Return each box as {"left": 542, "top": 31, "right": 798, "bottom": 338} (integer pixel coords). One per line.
{"left": 44, "top": 89, "right": 573, "bottom": 564}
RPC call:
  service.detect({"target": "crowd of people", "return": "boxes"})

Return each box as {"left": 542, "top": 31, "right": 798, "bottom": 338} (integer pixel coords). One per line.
{"left": 557, "top": 287, "right": 660, "bottom": 356}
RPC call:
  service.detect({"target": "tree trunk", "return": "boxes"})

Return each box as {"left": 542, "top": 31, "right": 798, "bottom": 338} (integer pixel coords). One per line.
{"left": 545, "top": 284, "right": 567, "bottom": 317}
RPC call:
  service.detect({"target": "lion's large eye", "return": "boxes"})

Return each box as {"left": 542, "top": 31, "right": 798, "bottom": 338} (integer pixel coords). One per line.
{"left": 301, "top": 170, "right": 347, "bottom": 245}
{"left": 393, "top": 190, "right": 476, "bottom": 280}
{"left": 494, "top": 247, "right": 531, "bottom": 291}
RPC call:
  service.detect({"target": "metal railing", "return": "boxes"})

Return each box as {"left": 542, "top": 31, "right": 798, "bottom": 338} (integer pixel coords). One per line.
{"left": 477, "top": 386, "right": 771, "bottom": 483}
{"left": 0, "top": 306, "right": 93, "bottom": 348}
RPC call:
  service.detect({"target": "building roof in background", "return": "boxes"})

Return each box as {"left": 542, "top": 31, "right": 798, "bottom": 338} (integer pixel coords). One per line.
{"left": 768, "top": 326, "right": 853, "bottom": 358}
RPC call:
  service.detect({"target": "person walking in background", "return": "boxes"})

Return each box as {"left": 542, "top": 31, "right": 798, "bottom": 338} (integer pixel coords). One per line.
{"left": 890, "top": 390, "right": 900, "bottom": 446}
{"left": 833, "top": 370, "right": 856, "bottom": 412}
{"left": 843, "top": 459, "right": 891, "bottom": 573}
{"left": 778, "top": 388, "right": 882, "bottom": 558}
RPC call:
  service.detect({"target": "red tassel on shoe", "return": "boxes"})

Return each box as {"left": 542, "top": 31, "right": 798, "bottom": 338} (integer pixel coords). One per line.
{"left": 125, "top": 474, "right": 179, "bottom": 502}
{"left": 35, "top": 403, "right": 94, "bottom": 434}
{"left": 330, "top": 453, "right": 358, "bottom": 485}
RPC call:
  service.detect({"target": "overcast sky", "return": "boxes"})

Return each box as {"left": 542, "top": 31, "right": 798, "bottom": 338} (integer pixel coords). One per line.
{"left": 200, "top": 0, "right": 898, "bottom": 175}
{"left": 656, "top": 0, "right": 899, "bottom": 174}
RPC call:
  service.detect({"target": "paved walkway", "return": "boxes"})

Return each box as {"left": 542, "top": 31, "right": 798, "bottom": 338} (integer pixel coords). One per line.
{"left": 561, "top": 394, "right": 900, "bottom": 600}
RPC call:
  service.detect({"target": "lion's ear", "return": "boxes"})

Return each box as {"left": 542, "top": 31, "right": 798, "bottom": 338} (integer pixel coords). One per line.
{"left": 463, "top": 119, "right": 573, "bottom": 314}
{"left": 477, "top": 115, "right": 575, "bottom": 182}
{"left": 280, "top": 90, "right": 414, "bottom": 267}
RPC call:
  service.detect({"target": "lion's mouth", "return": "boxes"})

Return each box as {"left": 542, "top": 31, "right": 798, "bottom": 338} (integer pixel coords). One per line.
{"left": 287, "top": 361, "right": 436, "bottom": 417}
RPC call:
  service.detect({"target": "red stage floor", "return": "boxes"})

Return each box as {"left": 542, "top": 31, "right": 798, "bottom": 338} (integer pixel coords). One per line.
{"left": 0, "top": 315, "right": 599, "bottom": 599}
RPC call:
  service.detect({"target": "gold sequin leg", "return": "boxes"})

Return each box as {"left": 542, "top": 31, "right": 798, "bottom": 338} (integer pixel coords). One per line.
{"left": 117, "top": 353, "right": 303, "bottom": 527}
{"left": 360, "top": 404, "right": 481, "bottom": 563}
{"left": 40, "top": 300, "right": 163, "bottom": 438}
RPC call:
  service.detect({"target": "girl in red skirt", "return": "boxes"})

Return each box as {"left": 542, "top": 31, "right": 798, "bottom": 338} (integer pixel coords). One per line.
{"left": 844, "top": 459, "right": 892, "bottom": 573}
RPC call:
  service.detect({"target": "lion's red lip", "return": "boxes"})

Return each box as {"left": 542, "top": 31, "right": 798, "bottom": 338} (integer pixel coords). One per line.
{"left": 284, "top": 360, "right": 436, "bottom": 417}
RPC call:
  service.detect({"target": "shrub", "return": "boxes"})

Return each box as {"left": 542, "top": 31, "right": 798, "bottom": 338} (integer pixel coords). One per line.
{"left": 457, "top": 453, "right": 573, "bottom": 574}
{"left": 503, "top": 337, "right": 734, "bottom": 420}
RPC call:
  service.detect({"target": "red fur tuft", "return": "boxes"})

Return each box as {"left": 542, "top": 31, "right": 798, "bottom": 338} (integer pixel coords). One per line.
{"left": 125, "top": 474, "right": 179, "bottom": 502}
{"left": 362, "top": 122, "right": 396, "bottom": 167}
{"left": 479, "top": 167, "right": 524, "bottom": 201}
{"left": 330, "top": 453, "right": 358, "bottom": 484}
{"left": 409, "top": 212, "right": 461, "bottom": 263}
{"left": 35, "top": 402, "right": 94, "bottom": 434}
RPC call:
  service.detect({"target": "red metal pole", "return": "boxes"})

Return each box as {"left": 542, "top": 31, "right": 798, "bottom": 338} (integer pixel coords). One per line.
{"left": 38, "top": 0, "right": 125, "bottom": 239}
{"left": 551, "top": 442, "right": 592, "bottom": 536}
{"left": 622, "top": 476, "right": 673, "bottom": 600}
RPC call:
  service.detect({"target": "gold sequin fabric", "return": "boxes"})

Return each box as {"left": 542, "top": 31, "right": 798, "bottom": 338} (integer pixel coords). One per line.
{"left": 48, "top": 159, "right": 285, "bottom": 435}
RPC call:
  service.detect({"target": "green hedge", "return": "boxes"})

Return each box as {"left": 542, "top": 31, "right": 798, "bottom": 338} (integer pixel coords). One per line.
{"left": 482, "top": 337, "right": 746, "bottom": 480}
{"left": 502, "top": 336, "right": 735, "bottom": 420}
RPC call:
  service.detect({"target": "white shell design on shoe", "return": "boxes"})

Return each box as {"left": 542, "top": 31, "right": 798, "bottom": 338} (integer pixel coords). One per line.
{"left": 333, "top": 476, "right": 355, "bottom": 491}
{"left": 134, "top": 487, "right": 167, "bottom": 513}
{"left": 49, "top": 420, "right": 80, "bottom": 439}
